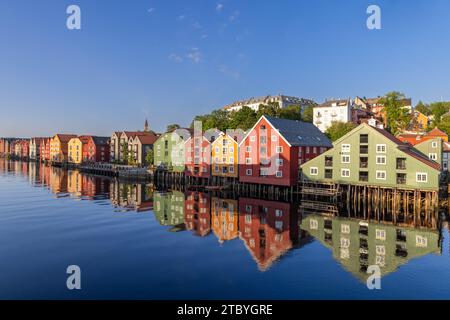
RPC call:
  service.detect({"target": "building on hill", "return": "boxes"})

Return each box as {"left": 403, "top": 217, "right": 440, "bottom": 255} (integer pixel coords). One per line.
{"left": 223, "top": 94, "right": 316, "bottom": 112}
{"left": 300, "top": 123, "right": 441, "bottom": 191}
{"left": 239, "top": 115, "right": 332, "bottom": 187}
{"left": 313, "top": 99, "right": 352, "bottom": 132}
{"left": 397, "top": 127, "right": 449, "bottom": 146}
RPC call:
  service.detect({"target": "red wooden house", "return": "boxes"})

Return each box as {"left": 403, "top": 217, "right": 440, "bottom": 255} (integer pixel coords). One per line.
{"left": 184, "top": 191, "right": 211, "bottom": 236}
{"left": 239, "top": 116, "right": 332, "bottom": 186}
{"left": 184, "top": 130, "right": 221, "bottom": 179}
{"left": 86, "top": 136, "right": 110, "bottom": 163}
{"left": 238, "top": 197, "right": 299, "bottom": 271}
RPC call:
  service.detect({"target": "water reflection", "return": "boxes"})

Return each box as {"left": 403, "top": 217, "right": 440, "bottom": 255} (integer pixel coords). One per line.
{"left": 0, "top": 159, "right": 444, "bottom": 280}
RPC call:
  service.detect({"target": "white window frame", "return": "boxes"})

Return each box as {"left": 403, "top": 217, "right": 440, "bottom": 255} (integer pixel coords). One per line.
{"left": 275, "top": 171, "right": 283, "bottom": 178}
{"left": 271, "top": 135, "right": 278, "bottom": 142}
{"left": 341, "top": 144, "right": 350, "bottom": 153}
{"left": 245, "top": 157, "right": 252, "bottom": 164}
{"left": 416, "top": 172, "right": 428, "bottom": 183}
{"left": 428, "top": 153, "right": 437, "bottom": 161}
{"left": 246, "top": 146, "right": 251, "bottom": 152}
{"left": 310, "top": 167, "right": 318, "bottom": 176}
{"left": 246, "top": 169, "right": 252, "bottom": 176}
{"left": 341, "top": 168, "right": 350, "bottom": 178}
{"left": 432, "top": 141, "right": 438, "bottom": 148}
{"left": 376, "top": 144, "right": 386, "bottom": 153}
{"left": 376, "top": 155, "right": 386, "bottom": 165}
{"left": 341, "top": 155, "right": 350, "bottom": 164}
{"left": 376, "top": 170, "right": 386, "bottom": 180}
{"left": 276, "top": 146, "right": 283, "bottom": 153}
{"left": 250, "top": 136, "right": 256, "bottom": 142}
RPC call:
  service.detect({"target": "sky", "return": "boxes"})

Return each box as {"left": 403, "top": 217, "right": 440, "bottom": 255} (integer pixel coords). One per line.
{"left": 1, "top": 0, "right": 450, "bottom": 137}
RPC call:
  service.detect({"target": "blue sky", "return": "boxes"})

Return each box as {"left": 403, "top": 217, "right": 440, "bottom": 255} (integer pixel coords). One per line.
{"left": 1, "top": 0, "right": 450, "bottom": 137}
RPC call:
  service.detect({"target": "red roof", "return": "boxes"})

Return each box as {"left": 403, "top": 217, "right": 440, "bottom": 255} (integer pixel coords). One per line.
{"left": 427, "top": 127, "right": 448, "bottom": 138}
{"left": 55, "top": 134, "right": 77, "bottom": 143}
{"left": 136, "top": 134, "right": 158, "bottom": 145}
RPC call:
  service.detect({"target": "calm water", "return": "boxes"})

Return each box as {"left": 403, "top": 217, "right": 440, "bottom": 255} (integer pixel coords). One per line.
{"left": 1, "top": 159, "right": 450, "bottom": 300}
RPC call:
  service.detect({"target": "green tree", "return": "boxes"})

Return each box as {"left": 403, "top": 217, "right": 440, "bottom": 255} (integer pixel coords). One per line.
{"left": 378, "top": 91, "right": 410, "bottom": 135}
{"left": 415, "top": 101, "right": 431, "bottom": 116}
{"left": 121, "top": 142, "right": 129, "bottom": 164}
{"left": 166, "top": 124, "right": 180, "bottom": 132}
{"left": 228, "top": 106, "right": 258, "bottom": 130}
{"left": 256, "top": 102, "right": 280, "bottom": 119}
{"left": 302, "top": 105, "right": 314, "bottom": 122}
{"left": 145, "top": 149, "right": 154, "bottom": 166}
{"left": 278, "top": 105, "right": 302, "bottom": 121}
{"left": 325, "top": 121, "right": 357, "bottom": 142}
{"left": 429, "top": 102, "right": 450, "bottom": 127}
{"left": 128, "top": 154, "right": 136, "bottom": 166}
{"left": 438, "top": 114, "right": 450, "bottom": 136}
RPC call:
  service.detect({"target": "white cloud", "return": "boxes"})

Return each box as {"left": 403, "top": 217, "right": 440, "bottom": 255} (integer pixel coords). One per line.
{"left": 201, "top": 34, "right": 208, "bottom": 40}
{"left": 147, "top": 8, "right": 155, "bottom": 14}
{"left": 187, "top": 48, "right": 202, "bottom": 63}
{"left": 216, "top": 3, "right": 224, "bottom": 11}
{"left": 229, "top": 11, "right": 240, "bottom": 21}
{"left": 178, "top": 15, "right": 185, "bottom": 21}
{"left": 193, "top": 21, "right": 203, "bottom": 29}
{"left": 168, "top": 54, "right": 183, "bottom": 63}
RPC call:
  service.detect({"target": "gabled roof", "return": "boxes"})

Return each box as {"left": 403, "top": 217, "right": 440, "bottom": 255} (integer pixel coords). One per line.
{"left": 264, "top": 116, "right": 332, "bottom": 148}
{"left": 55, "top": 134, "right": 77, "bottom": 143}
{"left": 316, "top": 99, "right": 350, "bottom": 108}
{"left": 427, "top": 127, "right": 448, "bottom": 137}
{"left": 92, "top": 136, "right": 110, "bottom": 145}
{"left": 136, "top": 134, "right": 158, "bottom": 145}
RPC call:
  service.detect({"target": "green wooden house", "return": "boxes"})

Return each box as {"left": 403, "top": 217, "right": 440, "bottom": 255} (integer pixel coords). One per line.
{"left": 414, "top": 137, "right": 442, "bottom": 168}
{"left": 301, "top": 123, "right": 441, "bottom": 191}
{"left": 153, "top": 129, "right": 191, "bottom": 172}
{"left": 300, "top": 214, "right": 441, "bottom": 282}
{"left": 153, "top": 191, "right": 185, "bottom": 231}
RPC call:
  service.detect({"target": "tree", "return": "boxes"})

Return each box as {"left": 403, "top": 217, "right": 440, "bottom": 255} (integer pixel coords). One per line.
{"left": 228, "top": 106, "right": 258, "bottom": 130}
{"left": 166, "top": 124, "right": 180, "bottom": 132}
{"left": 121, "top": 142, "right": 129, "bottom": 164}
{"left": 278, "top": 105, "right": 302, "bottom": 121}
{"left": 438, "top": 114, "right": 450, "bottom": 136}
{"left": 256, "top": 102, "right": 280, "bottom": 119}
{"left": 429, "top": 102, "right": 450, "bottom": 127}
{"left": 302, "top": 105, "right": 314, "bottom": 123}
{"left": 128, "top": 154, "right": 136, "bottom": 166}
{"left": 325, "top": 121, "right": 357, "bottom": 142}
{"left": 415, "top": 101, "right": 431, "bottom": 116}
{"left": 378, "top": 91, "right": 410, "bottom": 136}
{"left": 145, "top": 149, "right": 154, "bottom": 166}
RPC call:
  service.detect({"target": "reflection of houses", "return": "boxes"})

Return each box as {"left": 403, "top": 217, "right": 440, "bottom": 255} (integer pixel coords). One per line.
{"left": 110, "top": 180, "right": 153, "bottom": 212}
{"left": 153, "top": 191, "right": 186, "bottom": 231}
{"left": 67, "top": 170, "right": 83, "bottom": 196}
{"left": 239, "top": 116, "right": 331, "bottom": 186}
{"left": 184, "top": 191, "right": 211, "bottom": 236}
{"left": 238, "top": 198, "right": 300, "bottom": 271}
{"left": 300, "top": 214, "right": 441, "bottom": 282}
{"left": 211, "top": 197, "right": 239, "bottom": 243}
{"left": 49, "top": 167, "right": 68, "bottom": 195}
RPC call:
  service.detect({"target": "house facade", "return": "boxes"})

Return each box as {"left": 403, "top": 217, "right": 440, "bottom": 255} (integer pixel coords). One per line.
{"left": 87, "top": 136, "right": 110, "bottom": 163}
{"left": 39, "top": 138, "right": 51, "bottom": 162}
{"left": 29, "top": 138, "right": 45, "bottom": 160}
{"left": 153, "top": 129, "right": 191, "bottom": 172}
{"left": 301, "top": 123, "right": 441, "bottom": 191}
{"left": 185, "top": 132, "right": 220, "bottom": 179}
{"left": 211, "top": 197, "right": 238, "bottom": 243}
{"left": 50, "top": 134, "right": 77, "bottom": 162}
{"left": 68, "top": 136, "right": 88, "bottom": 164}
{"left": 129, "top": 134, "right": 158, "bottom": 165}
{"left": 415, "top": 138, "right": 443, "bottom": 167}
{"left": 239, "top": 116, "right": 332, "bottom": 187}
{"left": 313, "top": 99, "right": 352, "bottom": 132}
{"left": 223, "top": 95, "right": 316, "bottom": 112}
{"left": 211, "top": 133, "right": 239, "bottom": 178}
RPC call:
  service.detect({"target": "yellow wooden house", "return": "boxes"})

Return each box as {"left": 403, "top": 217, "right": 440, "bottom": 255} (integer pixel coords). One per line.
{"left": 211, "top": 133, "right": 238, "bottom": 178}
{"left": 68, "top": 137, "right": 85, "bottom": 164}
{"left": 50, "top": 134, "right": 77, "bottom": 162}
{"left": 414, "top": 110, "right": 430, "bottom": 130}
{"left": 211, "top": 197, "right": 239, "bottom": 243}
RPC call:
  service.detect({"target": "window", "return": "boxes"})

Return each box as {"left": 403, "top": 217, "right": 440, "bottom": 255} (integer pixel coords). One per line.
{"left": 229, "top": 157, "right": 233, "bottom": 163}
{"left": 397, "top": 173, "right": 406, "bottom": 184}
{"left": 325, "top": 169, "right": 333, "bottom": 179}
{"left": 214, "top": 165, "right": 219, "bottom": 172}
{"left": 360, "top": 145, "right": 368, "bottom": 154}
{"left": 376, "top": 155, "right": 386, "bottom": 165}
{"left": 313, "top": 147, "right": 317, "bottom": 153}
{"left": 276, "top": 146, "right": 283, "bottom": 153}
{"left": 359, "top": 171, "right": 369, "bottom": 182}
{"left": 341, "top": 224, "right": 350, "bottom": 234}
{"left": 376, "top": 229, "right": 386, "bottom": 241}
{"left": 250, "top": 136, "right": 256, "bottom": 142}
{"left": 245, "top": 158, "right": 252, "bottom": 164}
{"left": 246, "top": 146, "right": 251, "bottom": 152}
{"left": 416, "top": 172, "right": 428, "bottom": 183}
{"left": 229, "top": 166, "right": 234, "bottom": 173}
{"left": 429, "top": 153, "right": 437, "bottom": 161}
{"left": 260, "top": 168, "right": 268, "bottom": 176}
{"left": 341, "top": 155, "right": 350, "bottom": 163}
{"left": 276, "top": 159, "right": 283, "bottom": 166}
{"left": 396, "top": 158, "right": 406, "bottom": 170}
{"left": 416, "top": 235, "right": 428, "bottom": 247}
{"left": 325, "top": 156, "right": 333, "bottom": 167}
{"left": 341, "top": 169, "right": 350, "bottom": 178}
{"left": 376, "top": 144, "right": 386, "bottom": 153}
{"left": 275, "top": 171, "right": 283, "bottom": 178}
{"left": 360, "top": 134, "right": 368, "bottom": 143}
{"left": 229, "top": 147, "right": 234, "bottom": 153}
{"left": 260, "top": 147, "right": 267, "bottom": 154}
{"left": 432, "top": 141, "right": 438, "bottom": 148}
{"left": 341, "top": 144, "right": 350, "bottom": 153}
{"left": 376, "top": 170, "right": 386, "bottom": 180}
{"left": 310, "top": 167, "right": 318, "bottom": 175}
{"left": 246, "top": 169, "right": 252, "bottom": 175}
{"left": 306, "top": 147, "right": 310, "bottom": 154}
{"left": 275, "top": 209, "right": 283, "bottom": 217}
{"left": 260, "top": 136, "right": 267, "bottom": 144}
{"left": 271, "top": 135, "right": 278, "bottom": 142}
